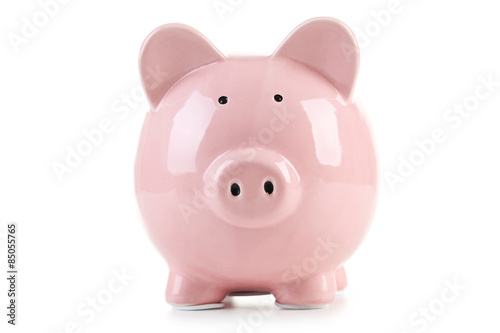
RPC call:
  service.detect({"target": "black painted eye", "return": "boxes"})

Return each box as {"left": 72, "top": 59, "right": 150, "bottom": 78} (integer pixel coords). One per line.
{"left": 230, "top": 183, "right": 240, "bottom": 196}
{"left": 274, "top": 94, "right": 283, "bottom": 102}
{"left": 219, "top": 96, "right": 228, "bottom": 104}
{"left": 264, "top": 181, "right": 274, "bottom": 194}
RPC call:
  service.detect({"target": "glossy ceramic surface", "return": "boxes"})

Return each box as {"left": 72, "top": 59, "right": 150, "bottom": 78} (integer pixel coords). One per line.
{"left": 135, "top": 17, "right": 377, "bottom": 309}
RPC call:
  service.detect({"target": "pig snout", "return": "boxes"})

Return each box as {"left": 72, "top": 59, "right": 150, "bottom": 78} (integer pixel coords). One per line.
{"left": 205, "top": 149, "right": 301, "bottom": 228}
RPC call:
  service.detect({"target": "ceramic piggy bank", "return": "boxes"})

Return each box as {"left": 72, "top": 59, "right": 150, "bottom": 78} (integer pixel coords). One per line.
{"left": 135, "top": 17, "right": 377, "bottom": 310}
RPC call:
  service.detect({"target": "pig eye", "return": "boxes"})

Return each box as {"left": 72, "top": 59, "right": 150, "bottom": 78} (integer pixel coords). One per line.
{"left": 274, "top": 94, "right": 283, "bottom": 102}
{"left": 230, "top": 183, "right": 241, "bottom": 196}
{"left": 218, "top": 96, "right": 228, "bottom": 104}
{"left": 264, "top": 181, "right": 274, "bottom": 194}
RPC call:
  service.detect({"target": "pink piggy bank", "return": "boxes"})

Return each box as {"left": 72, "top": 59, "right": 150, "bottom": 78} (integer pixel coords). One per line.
{"left": 135, "top": 17, "right": 377, "bottom": 310}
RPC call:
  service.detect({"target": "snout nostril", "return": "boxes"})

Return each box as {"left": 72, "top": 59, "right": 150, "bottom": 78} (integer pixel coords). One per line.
{"left": 230, "top": 183, "right": 241, "bottom": 196}
{"left": 264, "top": 181, "right": 274, "bottom": 195}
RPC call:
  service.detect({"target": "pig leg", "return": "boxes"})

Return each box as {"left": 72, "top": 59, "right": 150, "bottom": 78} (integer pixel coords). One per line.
{"left": 165, "top": 271, "right": 227, "bottom": 310}
{"left": 273, "top": 270, "right": 336, "bottom": 309}
{"left": 335, "top": 266, "right": 348, "bottom": 291}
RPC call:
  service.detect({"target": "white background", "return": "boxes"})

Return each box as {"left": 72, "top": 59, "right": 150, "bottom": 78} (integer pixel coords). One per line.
{"left": 1, "top": 0, "right": 500, "bottom": 332}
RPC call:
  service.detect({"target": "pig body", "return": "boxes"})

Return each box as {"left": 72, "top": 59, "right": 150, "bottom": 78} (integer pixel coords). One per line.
{"left": 135, "top": 18, "right": 377, "bottom": 309}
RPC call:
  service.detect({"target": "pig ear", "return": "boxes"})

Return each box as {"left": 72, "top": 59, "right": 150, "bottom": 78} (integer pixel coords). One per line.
{"left": 273, "top": 18, "right": 360, "bottom": 102}
{"left": 139, "top": 24, "right": 225, "bottom": 109}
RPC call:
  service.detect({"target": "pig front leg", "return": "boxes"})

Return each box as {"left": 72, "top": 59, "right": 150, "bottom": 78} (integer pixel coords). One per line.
{"left": 165, "top": 271, "right": 227, "bottom": 310}
{"left": 335, "top": 266, "right": 348, "bottom": 291}
{"left": 273, "top": 270, "right": 337, "bottom": 309}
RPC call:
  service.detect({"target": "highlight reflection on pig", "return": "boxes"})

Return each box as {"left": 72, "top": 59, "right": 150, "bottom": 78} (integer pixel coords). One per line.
{"left": 135, "top": 17, "right": 377, "bottom": 310}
